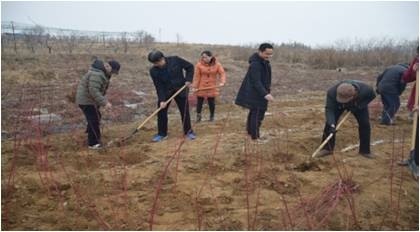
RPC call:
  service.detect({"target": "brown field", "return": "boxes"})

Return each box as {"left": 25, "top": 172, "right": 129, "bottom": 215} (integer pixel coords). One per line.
{"left": 1, "top": 43, "right": 418, "bottom": 230}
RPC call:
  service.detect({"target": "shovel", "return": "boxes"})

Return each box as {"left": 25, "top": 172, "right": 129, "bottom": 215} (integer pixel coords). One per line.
{"left": 191, "top": 85, "right": 224, "bottom": 93}
{"left": 408, "top": 71, "right": 419, "bottom": 177}
{"left": 312, "top": 111, "right": 351, "bottom": 158}
{"left": 107, "top": 84, "right": 188, "bottom": 146}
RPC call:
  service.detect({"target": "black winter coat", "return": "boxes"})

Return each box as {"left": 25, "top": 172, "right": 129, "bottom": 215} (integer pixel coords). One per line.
{"left": 376, "top": 64, "right": 408, "bottom": 95}
{"left": 235, "top": 53, "right": 272, "bottom": 110}
{"left": 150, "top": 56, "right": 194, "bottom": 102}
{"left": 325, "top": 80, "right": 376, "bottom": 126}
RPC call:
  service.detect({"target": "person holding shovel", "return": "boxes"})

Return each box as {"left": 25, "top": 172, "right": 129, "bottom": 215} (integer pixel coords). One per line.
{"left": 317, "top": 80, "right": 376, "bottom": 158}
{"left": 192, "top": 50, "right": 226, "bottom": 122}
{"left": 76, "top": 59, "right": 121, "bottom": 149}
{"left": 235, "top": 43, "right": 274, "bottom": 140}
{"left": 148, "top": 50, "right": 196, "bottom": 142}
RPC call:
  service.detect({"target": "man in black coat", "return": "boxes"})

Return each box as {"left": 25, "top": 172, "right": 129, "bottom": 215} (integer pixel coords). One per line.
{"left": 376, "top": 63, "right": 408, "bottom": 125}
{"left": 148, "top": 50, "right": 196, "bottom": 142}
{"left": 235, "top": 43, "right": 274, "bottom": 140}
{"left": 318, "top": 80, "right": 376, "bottom": 158}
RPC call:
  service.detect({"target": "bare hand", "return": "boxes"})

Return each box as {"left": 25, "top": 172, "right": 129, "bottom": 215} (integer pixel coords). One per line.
{"left": 219, "top": 83, "right": 225, "bottom": 87}
{"left": 105, "top": 102, "right": 112, "bottom": 110}
{"left": 264, "top": 94, "right": 274, "bottom": 101}
{"left": 413, "top": 63, "right": 419, "bottom": 72}
{"left": 185, "top": 81, "right": 192, "bottom": 87}
{"left": 160, "top": 101, "right": 167, "bottom": 109}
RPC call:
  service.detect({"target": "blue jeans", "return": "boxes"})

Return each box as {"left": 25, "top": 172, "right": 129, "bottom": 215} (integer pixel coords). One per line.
{"left": 380, "top": 94, "right": 400, "bottom": 125}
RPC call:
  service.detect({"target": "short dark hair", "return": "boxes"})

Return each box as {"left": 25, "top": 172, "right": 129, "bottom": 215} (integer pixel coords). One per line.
{"left": 148, "top": 50, "right": 165, "bottom": 63}
{"left": 258, "top": 43, "right": 273, "bottom": 52}
{"left": 201, "top": 50, "right": 213, "bottom": 57}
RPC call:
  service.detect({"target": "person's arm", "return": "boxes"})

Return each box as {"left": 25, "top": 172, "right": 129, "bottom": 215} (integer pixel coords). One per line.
{"left": 217, "top": 63, "right": 226, "bottom": 86}
{"left": 177, "top": 56, "right": 194, "bottom": 83}
{"left": 325, "top": 94, "right": 337, "bottom": 126}
{"left": 402, "top": 58, "right": 419, "bottom": 83}
{"left": 249, "top": 62, "right": 268, "bottom": 97}
{"left": 88, "top": 74, "right": 107, "bottom": 107}
{"left": 150, "top": 69, "right": 166, "bottom": 103}
{"left": 192, "top": 64, "right": 201, "bottom": 89}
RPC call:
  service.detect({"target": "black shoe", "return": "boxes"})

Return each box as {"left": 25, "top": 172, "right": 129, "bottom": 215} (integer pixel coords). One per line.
{"left": 196, "top": 113, "right": 202, "bottom": 123}
{"left": 209, "top": 115, "right": 214, "bottom": 122}
{"left": 317, "top": 149, "right": 333, "bottom": 157}
{"left": 360, "top": 152, "right": 375, "bottom": 159}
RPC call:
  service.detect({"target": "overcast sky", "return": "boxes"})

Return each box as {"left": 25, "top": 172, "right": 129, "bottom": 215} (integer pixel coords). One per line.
{"left": 1, "top": 1, "right": 418, "bottom": 47}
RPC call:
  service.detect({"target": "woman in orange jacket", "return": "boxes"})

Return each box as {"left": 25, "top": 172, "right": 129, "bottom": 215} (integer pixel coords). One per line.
{"left": 192, "top": 51, "right": 226, "bottom": 122}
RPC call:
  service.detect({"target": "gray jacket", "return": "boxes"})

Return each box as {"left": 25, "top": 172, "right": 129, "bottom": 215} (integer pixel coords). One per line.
{"left": 75, "top": 67, "right": 110, "bottom": 106}
{"left": 376, "top": 64, "right": 408, "bottom": 95}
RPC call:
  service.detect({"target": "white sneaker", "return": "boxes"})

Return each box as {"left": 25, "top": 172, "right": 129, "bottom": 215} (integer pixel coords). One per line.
{"left": 88, "top": 144, "right": 103, "bottom": 150}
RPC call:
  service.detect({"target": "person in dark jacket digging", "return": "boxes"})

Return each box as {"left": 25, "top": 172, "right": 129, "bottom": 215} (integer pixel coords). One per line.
{"left": 76, "top": 59, "right": 121, "bottom": 149}
{"left": 376, "top": 63, "right": 408, "bottom": 125}
{"left": 317, "top": 80, "right": 376, "bottom": 158}
{"left": 148, "top": 50, "right": 196, "bottom": 142}
{"left": 235, "top": 43, "right": 274, "bottom": 140}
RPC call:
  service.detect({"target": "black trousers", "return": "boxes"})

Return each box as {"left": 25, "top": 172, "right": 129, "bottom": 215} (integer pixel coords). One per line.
{"left": 246, "top": 108, "right": 266, "bottom": 140}
{"left": 380, "top": 94, "right": 400, "bottom": 124}
{"left": 157, "top": 95, "right": 192, "bottom": 136}
{"left": 79, "top": 105, "right": 101, "bottom": 146}
{"left": 322, "top": 108, "right": 371, "bottom": 154}
{"left": 196, "top": 97, "right": 215, "bottom": 116}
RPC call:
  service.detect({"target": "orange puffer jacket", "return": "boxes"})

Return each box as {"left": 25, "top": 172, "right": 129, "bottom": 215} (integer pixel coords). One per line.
{"left": 192, "top": 58, "right": 226, "bottom": 97}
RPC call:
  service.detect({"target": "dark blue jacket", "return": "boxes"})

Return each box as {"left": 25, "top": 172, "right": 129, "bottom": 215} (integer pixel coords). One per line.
{"left": 325, "top": 80, "right": 376, "bottom": 125}
{"left": 376, "top": 64, "right": 408, "bottom": 95}
{"left": 235, "top": 53, "right": 272, "bottom": 110}
{"left": 149, "top": 56, "right": 194, "bottom": 102}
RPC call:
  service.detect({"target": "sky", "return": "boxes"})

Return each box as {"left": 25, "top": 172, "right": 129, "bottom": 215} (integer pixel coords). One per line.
{"left": 1, "top": 1, "right": 419, "bottom": 47}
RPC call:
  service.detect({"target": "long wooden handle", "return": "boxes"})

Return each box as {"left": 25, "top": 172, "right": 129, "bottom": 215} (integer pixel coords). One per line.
{"left": 135, "top": 85, "right": 188, "bottom": 131}
{"left": 411, "top": 71, "right": 419, "bottom": 149}
{"left": 312, "top": 111, "right": 352, "bottom": 158}
{"left": 193, "top": 85, "right": 223, "bottom": 92}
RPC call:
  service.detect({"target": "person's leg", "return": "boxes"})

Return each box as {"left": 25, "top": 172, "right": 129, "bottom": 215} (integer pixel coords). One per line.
{"left": 157, "top": 101, "right": 171, "bottom": 136}
{"left": 354, "top": 108, "right": 371, "bottom": 154}
{"left": 246, "top": 110, "right": 253, "bottom": 136}
{"left": 321, "top": 109, "right": 344, "bottom": 151}
{"left": 208, "top": 97, "right": 215, "bottom": 121}
{"left": 256, "top": 109, "right": 266, "bottom": 138}
{"left": 380, "top": 94, "right": 392, "bottom": 124}
{"left": 248, "top": 108, "right": 264, "bottom": 140}
{"left": 79, "top": 105, "right": 101, "bottom": 146}
{"left": 388, "top": 94, "right": 401, "bottom": 123}
{"left": 175, "top": 95, "right": 192, "bottom": 134}
{"left": 196, "top": 97, "right": 204, "bottom": 122}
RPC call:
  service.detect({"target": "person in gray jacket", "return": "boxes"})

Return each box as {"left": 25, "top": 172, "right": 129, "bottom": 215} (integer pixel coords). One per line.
{"left": 76, "top": 59, "right": 120, "bottom": 149}
{"left": 318, "top": 80, "right": 376, "bottom": 158}
{"left": 376, "top": 63, "right": 408, "bottom": 125}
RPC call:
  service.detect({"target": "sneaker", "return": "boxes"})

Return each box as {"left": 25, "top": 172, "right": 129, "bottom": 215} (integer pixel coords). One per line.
{"left": 408, "top": 158, "right": 419, "bottom": 178}
{"left": 398, "top": 159, "right": 410, "bottom": 166}
{"left": 152, "top": 134, "right": 167, "bottom": 142}
{"left": 360, "top": 152, "right": 375, "bottom": 159}
{"left": 88, "top": 144, "right": 103, "bottom": 150}
{"left": 196, "top": 113, "right": 202, "bottom": 123}
{"left": 186, "top": 131, "right": 196, "bottom": 140}
{"left": 317, "top": 149, "right": 333, "bottom": 157}
{"left": 209, "top": 115, "right": 215, "bottom": 122}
